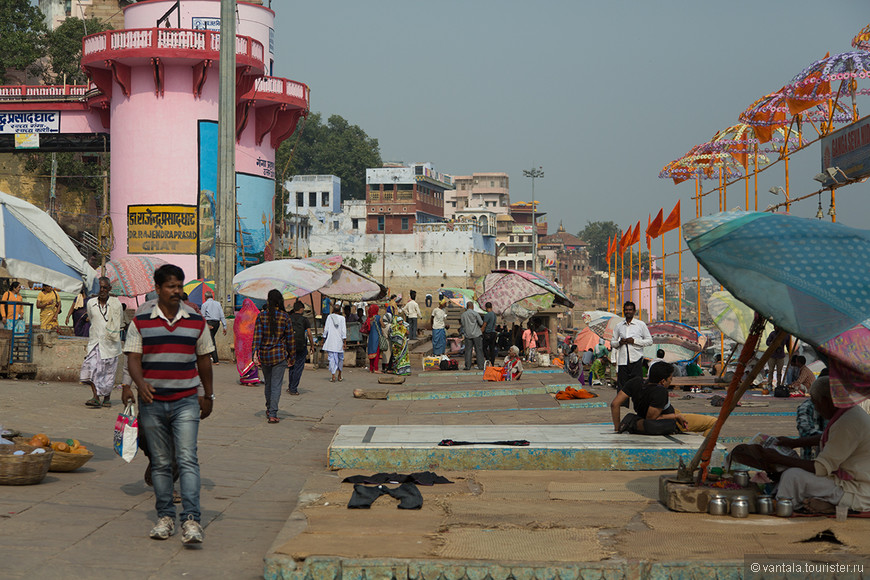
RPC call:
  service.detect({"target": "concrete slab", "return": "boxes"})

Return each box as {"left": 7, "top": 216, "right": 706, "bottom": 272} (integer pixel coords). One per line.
{"left": 327, "top": 424, "right": 725, "bottom": 471}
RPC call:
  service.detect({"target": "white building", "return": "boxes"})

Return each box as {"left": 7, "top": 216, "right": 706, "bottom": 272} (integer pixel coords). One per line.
{"left": 445, "top": 172, "right": 510, "bottom": 219}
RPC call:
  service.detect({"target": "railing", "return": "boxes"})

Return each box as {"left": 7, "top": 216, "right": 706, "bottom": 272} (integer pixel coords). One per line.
{"left": 253, "top": 76, "right": 310, "bottom": 103}
{"left": 82, "top": 28, "right": 265, "bottom": 68}
{"left": 0, "top": 85, "right": 89, "bottom": 98}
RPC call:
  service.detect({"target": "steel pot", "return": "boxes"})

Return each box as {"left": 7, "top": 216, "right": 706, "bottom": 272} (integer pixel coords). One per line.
{"left": 731, "top": 496, "right": 750, "bottom": 518}
{"left": 732, "top": 470, "right": 750, "bottom": 487}
{"left": 708, "top": 494, "right": 728, "bottom": 516}
{"left": 776, "top": 498, "right": 794, "bottom": 517}
{"left": 757, "top": 495, "right": 774, "bottom": 515}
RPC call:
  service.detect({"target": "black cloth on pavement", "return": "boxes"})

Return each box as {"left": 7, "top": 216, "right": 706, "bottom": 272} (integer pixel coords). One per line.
{"left": 342, "top": 471, "right": 453, "bottom": 486}
{"left": 347, "top": 483, "right": 423, "bottom": 509}
{"left": 438, "top": 439, "right": 530, "bottom": 446}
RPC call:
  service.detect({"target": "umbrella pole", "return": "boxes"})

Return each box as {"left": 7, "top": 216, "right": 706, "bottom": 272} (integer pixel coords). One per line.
{"left": 719, "top": 343, "right": 738, "bottom": 378}
{"left": 677, "top": 224, "right": 682, "bottom": 324}
{"left": 754, "top": 147, "right": 758, "bottom": 211}
{"left": 687, "top": 322, "right": 788, "bottom": 482}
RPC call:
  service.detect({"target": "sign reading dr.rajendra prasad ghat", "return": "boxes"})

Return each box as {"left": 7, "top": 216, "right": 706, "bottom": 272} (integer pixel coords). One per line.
{"left": 127, "top": 204, "right": 197, "bottom": 254}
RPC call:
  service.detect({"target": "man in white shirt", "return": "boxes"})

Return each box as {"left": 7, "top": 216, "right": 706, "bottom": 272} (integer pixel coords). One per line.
{"left": 200, "top": 291, "right": 227, "bottom": 364}
{"left": 613, "top": 301, "right": 653, "bottom": 393}
{"left": 81, "top": 277, "right": 124, "bottom": 408}
{"left": 403, "top": 290, "right": 422, "bottom": 340}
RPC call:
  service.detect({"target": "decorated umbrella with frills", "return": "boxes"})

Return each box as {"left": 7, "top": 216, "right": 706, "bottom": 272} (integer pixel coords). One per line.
{"left": 853, "top": 23, "right": 870, "bottom": 51}
{"left": 739, "top": 88, "right": 853, "bottom": 143}
{"left": 783, "top": 51, "right": 870, "bottom": 120}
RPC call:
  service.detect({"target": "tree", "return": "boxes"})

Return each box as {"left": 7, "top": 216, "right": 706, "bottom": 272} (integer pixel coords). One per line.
{"left": 23, "top": 152, "right": 108, "bottom": 207}
{"left": 0, "top": 0, "right": 48, "bottom": 84}
{"left": 577, "top": 220, "right": 619, "bottom": 271}
{"left": 46, "top": 17, "right": 110, "bottom": 84}
{"left": 275, "top": 112, "right": 382, "bottom": 207}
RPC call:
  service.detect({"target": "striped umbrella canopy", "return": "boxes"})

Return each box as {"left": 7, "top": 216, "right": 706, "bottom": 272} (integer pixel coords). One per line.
{"left": 232, "top": 256, "right": 340, "bottom": 300}
{"left": 642, "top": 320, "right": 707, "bottom": 364}
{"left": 581, "top": 310, "right": 621, "bottom": 341}
{"left": 476, "top": 269, "right": 573, "bottom": 321}
{"left": 105, "top": 256, "right": 168, "bottom": 297}
{"left": 707, "top": 290, "right": 774, "bottom": 345}
{"left": 685, "top": 210, "right": 870, "bottom": 407}
{"left": 183, "top": 279, "right": 215, "bottom": 305}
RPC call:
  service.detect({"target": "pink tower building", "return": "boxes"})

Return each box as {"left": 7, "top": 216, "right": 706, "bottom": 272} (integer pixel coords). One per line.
{"left": 75, "top": 0, "right": 308, "bottom": 280}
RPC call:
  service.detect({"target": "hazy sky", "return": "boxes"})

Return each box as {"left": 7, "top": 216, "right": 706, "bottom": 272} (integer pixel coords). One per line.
{"left": 272, "top": 0, "right": 870, "bottom": 242}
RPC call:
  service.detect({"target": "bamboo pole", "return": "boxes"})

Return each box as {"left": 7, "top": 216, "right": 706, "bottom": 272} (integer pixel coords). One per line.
{"left": 677, "top": 224, "right": 682, "bottom": 323}
{"left": 697, "top": 176, "right": 702, "bottom": 330}
{"left": 689, "top": 325, "right": 789, "bottom": 481}
{"left": 648, "top": 248, "right": 653, "bottom": 321}
{"left": 661, "top": 235, "right": 666, "bottom": 321}
{"left": 637, "top": 240, "right": 642, "bottom": 320}
{"left": 754, "top": 147, "right": 758, "bottom": 211}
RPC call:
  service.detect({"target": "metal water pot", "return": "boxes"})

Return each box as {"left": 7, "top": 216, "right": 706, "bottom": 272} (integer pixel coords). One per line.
{"left": 730, "top": 496, "right": 750, "bottom": 518}
{"left": 776, "top": 498, "right": 794, "bottom": 517}
{"left": 732, "top": 470, "right": 750, "bottom": 487}
{"left": 757, "top": 495, "right": 774, "bottom": 515}
{"left": 708, "top": 494, "right": 728, "bottom": 516}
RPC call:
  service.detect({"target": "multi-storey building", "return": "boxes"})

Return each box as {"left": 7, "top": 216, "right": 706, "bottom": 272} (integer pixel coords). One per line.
{"left": 39, "top": 0, "right": 129, "bottom": 31}
{"left": 365, "top": 162, "right": 451, "bottom": 234}
{"left": 539, "top": 224, "right": 590, "bottom": 297}
{"left": 445, "top": 172, "right": 510, "bottom": 219}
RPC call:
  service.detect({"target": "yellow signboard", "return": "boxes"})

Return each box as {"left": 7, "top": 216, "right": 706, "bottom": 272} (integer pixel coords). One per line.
{"left": 127, "top": 204, "right": 197, "bottom": 254}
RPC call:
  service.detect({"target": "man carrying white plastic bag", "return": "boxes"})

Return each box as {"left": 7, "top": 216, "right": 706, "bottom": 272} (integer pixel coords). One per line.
{"left": 113, "top": 403, "right": 138, "bottom": 462}
{"left": 122, "top": 264, "right": 215, "bottom": 546}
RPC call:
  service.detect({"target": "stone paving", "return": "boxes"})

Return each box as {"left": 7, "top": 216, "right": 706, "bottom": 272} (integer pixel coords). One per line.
{"left": 1, "top": 363, "right": 866, "bottom": 579}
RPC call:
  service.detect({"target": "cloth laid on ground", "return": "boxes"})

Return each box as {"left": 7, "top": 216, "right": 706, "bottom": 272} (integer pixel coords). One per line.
{"left": 555, "top": 386, "right": 596, "bottom": 400}
{"left": 552, "top": 357, "right": 564, "bottom": 368}
{"left": 347, "top": 482, "right": 423, "bottom": 509}
{"left": 438, "top": 439, "right": 529, "bottom": 446}
{"left": 483, "top": 365, "right": 507, "bottom": 381}
{"left": 342, "top": 471, "right": 453, "bottom": 486}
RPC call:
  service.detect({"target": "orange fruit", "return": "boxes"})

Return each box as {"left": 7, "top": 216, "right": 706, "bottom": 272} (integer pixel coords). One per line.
{"left": 66, "top": 438, "right": 80, "bottom": 449}
{"left": 34, "top": 434, "right": 50, "bottom": 447}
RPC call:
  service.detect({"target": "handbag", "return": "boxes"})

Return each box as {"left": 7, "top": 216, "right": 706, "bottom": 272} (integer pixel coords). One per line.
{"left": 379, "top": 329, "right": 390, "bottom": 351}
{"left": 113, "top": 403, "right": 139, "bottom": 463}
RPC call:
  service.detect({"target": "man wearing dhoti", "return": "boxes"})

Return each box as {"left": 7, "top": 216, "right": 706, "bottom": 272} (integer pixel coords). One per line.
{"left": 81, "top": 277, "right": 123, "bottom": 408}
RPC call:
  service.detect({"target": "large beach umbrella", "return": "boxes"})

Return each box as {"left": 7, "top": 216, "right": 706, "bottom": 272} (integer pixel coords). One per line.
{"left": 476, "top": 269, "right": 573, "bottom": 321}
{"left": 232, "top": 256, "right": 340, "bottom": 300}
{"left": 104, "top": 256, "right": 168, "bottom": 297}
{"left": 707, "top": 290, "right": 774, "bottom": 345}
{"left": 573, "top": 326, "right": 602, "bottom": 351}
{"left": 643, "top": 320, "right": 707, "bottom": 363}
{"left": 685, "top": 210, "right": 870, "bottom": 407}
{"left": 581, "top": 310, "right": 621, "bottom": 341}
{"left": 183, "top": 279, "right": 215, "bottom": 305}
{"left": 319, "top": 265, "right": 387, "bottom": 301}
{"left": 0, "top": 190, "right": 96, "bottom": 292}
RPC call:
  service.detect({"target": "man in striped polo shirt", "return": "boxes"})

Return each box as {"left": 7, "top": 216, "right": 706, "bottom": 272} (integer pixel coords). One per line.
{"left": 122, "top": 264, "right": 215, "bottom": 545}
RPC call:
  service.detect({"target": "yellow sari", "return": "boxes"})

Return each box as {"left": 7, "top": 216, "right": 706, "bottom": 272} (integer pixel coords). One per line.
{"left": 37, "top": 290, "right": 61, "bottom": 330}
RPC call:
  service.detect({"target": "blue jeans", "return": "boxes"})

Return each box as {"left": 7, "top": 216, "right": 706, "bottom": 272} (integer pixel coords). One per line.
{"left": 139, "top": 395, "right": 201, "bottom": 522}
{"left": 262, "top": 360, "right": 287, "bottom": 418}
{"left": 287, "top": 350, "right": 306, "bottom": 393}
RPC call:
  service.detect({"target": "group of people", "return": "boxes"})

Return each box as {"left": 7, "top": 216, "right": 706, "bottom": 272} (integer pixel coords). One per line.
{"left": 363, "top": 302, "right": 412, "bottom": 375}
{"left": 0, "top": 281, "right": 67, "bottom": 332}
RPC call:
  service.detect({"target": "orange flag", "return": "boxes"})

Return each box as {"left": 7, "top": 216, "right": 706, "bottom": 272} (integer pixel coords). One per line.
{"left": 606, "top": 234, "right": 614, "bottom": 262}
{"left": 646, "top": 215, "right": 652, "bottom": 250}
{"left": 619, "top": 226, "right": 632, "bottom": 255}
{"left": 608, "top": 232, "right": 619, "bottom": 262}
{"left": 629, "top": 220, "right": 641, "bottom": 246}
{"left": 658, "top": 200, "right": 681, "bottom": 235}
{"left": 648, "top": 208, "right": 663, "bottom": 239}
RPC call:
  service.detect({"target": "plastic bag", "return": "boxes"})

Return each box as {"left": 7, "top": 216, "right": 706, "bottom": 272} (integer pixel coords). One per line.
{"left": 114, "top": 403, "right": 138, "bottom": 463}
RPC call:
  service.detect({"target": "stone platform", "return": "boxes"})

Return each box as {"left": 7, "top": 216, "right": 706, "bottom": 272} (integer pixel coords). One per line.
{"left": 327, "top": 424, "right": 724, "bottom": 471}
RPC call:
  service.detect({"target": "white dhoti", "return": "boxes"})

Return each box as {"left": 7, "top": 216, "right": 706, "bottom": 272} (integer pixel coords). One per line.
{"left": 80, "top": 344, "right": 118, "bottom": 397}
{"left": 777, "top": 467, "right": 844, "bottom": 506}
{"left": 327, "top": 351, "right": 344, "bottom": 374}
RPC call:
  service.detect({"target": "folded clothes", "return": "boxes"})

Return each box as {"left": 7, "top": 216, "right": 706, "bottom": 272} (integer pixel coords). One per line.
{"left": 555, "top": 386, "right": 596, "bottom": 400}
{"left": 342, "top": 471, "right": 453, "bottom": 486}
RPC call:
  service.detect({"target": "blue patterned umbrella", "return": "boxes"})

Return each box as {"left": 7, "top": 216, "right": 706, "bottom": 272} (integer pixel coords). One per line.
{"left": 684, "top": 210, "right": 870, "bottom": 407}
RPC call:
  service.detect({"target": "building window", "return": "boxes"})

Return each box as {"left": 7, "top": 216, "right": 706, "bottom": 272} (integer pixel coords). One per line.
{"left": 369, "top": 190, "right": 380, "bottom": 202}
{"left": 490, "top": 181, "right": 494, "bottom": 187}
{"left": 322, "top": 192, "right": 329, "bottom": 207}
{"left": 401, "top": 217, "right": 409, "bottom": 230}
{"left": 352, "top": 218, "right": 359, "bottom": 229}
{"left": 526, "top": 260, "right": 533, "bottom": 270}
{"left": 296, "top": 192, "right": 303, "bottom": 207}
{"left": 308, "top": 192, "right": 316, "bottom": 207}
{"left": 333, "top": 220, "right": 339, "bottom": 230}
{"left": 377, "top": 216, "right": 384, "bottom": 231}
{"left": 510, "top": 236, "right": 514, "bottom": 242}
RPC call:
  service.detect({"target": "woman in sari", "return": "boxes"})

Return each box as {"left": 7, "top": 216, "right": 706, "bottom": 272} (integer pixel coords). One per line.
{"left": 37, "top": 284, "right": 62, "bottom": 330}
{"left": 65, "top": 285, "right": 90, "bottom": 337}
{"left": 381, "top": 312, "right": 394, "bottom": 372}
{"left": 389, "top": 315, "right": 411, "bottom": 376}
{"left": 430, "top": 298, "right": 448, "bottom": 356}
{"left": 565, "top": 344, "right": 582, "bottom": 380}
{"left": 365, "top": 304, "right": 382, "bottom": 373}
{"left": 235, "top": 298, "right": 261, "bottom": 385}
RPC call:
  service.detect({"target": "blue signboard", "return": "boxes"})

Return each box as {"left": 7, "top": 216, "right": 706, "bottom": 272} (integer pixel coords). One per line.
{"left": 820, "top": 116, "right": 870, "bottom": 187}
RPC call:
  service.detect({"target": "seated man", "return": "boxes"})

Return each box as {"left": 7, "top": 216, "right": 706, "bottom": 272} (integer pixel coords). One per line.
{"left": 786, "top": 355, "right": 815, "bottom": 395}
{"left": 753, "top": 377, "right": 870, "bottom": 515}
{"left": 610, "top": 362, "right": 716, "bottom": 436}
{"left": 710, "top": 354, "right": 724, "bottom": 377}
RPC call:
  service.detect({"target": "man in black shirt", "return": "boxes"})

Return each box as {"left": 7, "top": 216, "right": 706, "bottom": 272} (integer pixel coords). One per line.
{"left": 610, "top": 362, "right": 715, "bottom": 435}
{"left": 287, "top": 301, "right": 314, "bottom": 395}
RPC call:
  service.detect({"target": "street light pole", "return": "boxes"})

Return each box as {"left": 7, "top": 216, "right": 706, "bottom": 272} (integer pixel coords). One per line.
{"left": 216, "top": 0, "right": 237, "bottom": 317}
{"left": 522, "top": 166, "right": 544, "bottom": 273}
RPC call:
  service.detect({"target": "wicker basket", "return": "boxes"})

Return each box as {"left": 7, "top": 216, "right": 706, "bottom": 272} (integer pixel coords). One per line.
{"left": 13, "top": 437, "right": 93, "bottom": 472}
{"left": 0, "top": 446, "right": 53, "bottom": 485}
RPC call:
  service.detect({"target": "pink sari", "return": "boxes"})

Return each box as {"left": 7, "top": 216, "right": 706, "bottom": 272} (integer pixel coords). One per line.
{"left": 235, "top": 299, "right": 260, "bottom": 385}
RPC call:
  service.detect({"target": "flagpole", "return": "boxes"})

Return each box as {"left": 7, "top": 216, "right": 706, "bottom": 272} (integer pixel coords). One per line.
{"left": 629, "top": 235, "right": 634, "bottom": 311}
{"left": 662, "top": 234, "right": 666, "bottom": 321}
{"left": 697, "top": 178, "right": 702, "bottom": 331}
{"left": 637, "top": 239, "right": 642, "bottom": 320}
{"left": 677, "top": 221, "right": 683, "bottom": 324}
{"left": 607, "top": 250, "right": 611, "bottom": 313}
{"left": 648, "top": 246, "right": 653, "bottom": 321}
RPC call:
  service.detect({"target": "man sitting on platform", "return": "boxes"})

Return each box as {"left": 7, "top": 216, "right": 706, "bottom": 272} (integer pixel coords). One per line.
{"left": 748, "top": 377, "right": 870, "bottom": 515}
{"left": 611, "top": 362, "right": 716, "bottom": 436}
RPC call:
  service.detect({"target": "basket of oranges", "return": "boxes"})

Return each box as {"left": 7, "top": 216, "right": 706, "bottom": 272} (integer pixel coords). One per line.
{"left": 14, "top": 435, "right": 94, "bottom": 472}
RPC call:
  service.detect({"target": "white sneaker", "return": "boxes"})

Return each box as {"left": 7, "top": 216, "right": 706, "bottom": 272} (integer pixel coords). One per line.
{"left": 181, "top": 517, "right": 203, "bottom": 544}
{"left": 149, "top": 516, "right": 175, "bottom": 540}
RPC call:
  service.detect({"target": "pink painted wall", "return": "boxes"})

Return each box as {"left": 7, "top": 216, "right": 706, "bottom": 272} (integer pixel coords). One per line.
{"left": 59, "top": 109, "right": 104, "bottom": 133}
